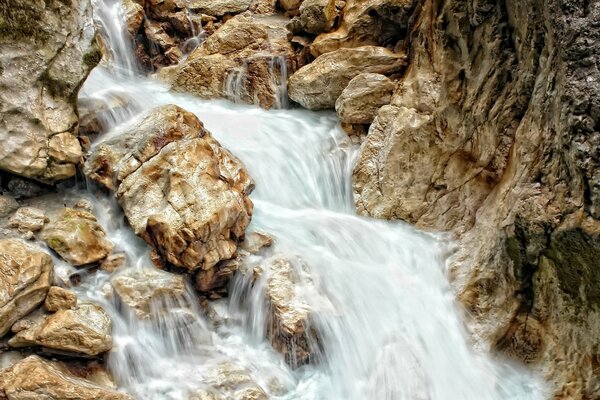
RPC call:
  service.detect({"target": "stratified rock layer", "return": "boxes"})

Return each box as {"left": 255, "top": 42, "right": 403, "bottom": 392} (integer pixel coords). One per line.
{"left": 0, "top": 0, "right": 98, "bottom": 181}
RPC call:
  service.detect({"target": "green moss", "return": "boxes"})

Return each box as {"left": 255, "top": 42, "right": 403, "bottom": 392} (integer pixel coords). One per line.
{"left": 83, "top": 47, "right": 102, "bottom": 70}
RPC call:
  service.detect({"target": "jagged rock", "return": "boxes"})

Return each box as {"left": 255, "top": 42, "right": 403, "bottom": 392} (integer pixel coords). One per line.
{"left": 287, "top": 0, "right": 337, "bottom": 35}
{"left": 202, "top": 363, "right": 268, "bottom": 400}
{"left": 8, "top": 207, "right": 48, "bottom": 232}
{"left": 195, "top": 0, "right": 252, "bottom": 16}
{"left": 195, "top": 258, "right": 238, "bottom": 292}
{"left": 84, "top": 105, "right": 254, "bottom": 272}
{"left": 100, "top": 253, "right": 127, "bottom": 273}
{"left": 240, "top": 231, "right": 273, "bottom": 254}
{"left": 74, "top": 198, "right": 94, "bottom": 212}
{"left": 123, "top": 0, "right": 144, "bottom": 35}
{"left": 288, "top": 46, "right": 405, "bottom": 110}
{"left": 0, "top": 0, "right": 99, "bottom": 181}
{"left": 250, "top": 0, "right": 276, "bottom": 14}
{"left": 278, "top": 0, "right": 304, "bottom": 13}
{"left": 266, "top": 257, "right": 317, "bottom": 367}
{"left": 0, "top": 355, "right": 132, "bottom": 400}
{"left": 44, "top": 286, "right": 77, "bottom": 312}
{"left": 0, "top": 239, "right": 53, "bottom": 337}
{"left": 0, "top": 195, "right": 18, "bottom": 218}
{"left": 335, "top": 73, "right": 395, "bottom": 124}
{"left": 310, "top": 0, "right": 415, "bottom": 57}
{"left": 9, "top": 303, "right": 113, "bottom": 356}
{"left": 170, "top": 14, "right": 296, "bottom": 109}
{"left": 41, "top": 208, "right": 113, "bottom": 266}
{"left": 111, "top": 268, "right": 186, "bottom": 319}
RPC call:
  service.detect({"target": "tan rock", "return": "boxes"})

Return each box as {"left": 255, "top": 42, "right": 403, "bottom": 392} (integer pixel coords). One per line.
{"left": 195, "top": 258, "right": 238, "bottom": 292}
{"left": 0, "top": 355, "right": 132, "bottom": 400}
{"left": 85, "top": 105, "right": 254, "bottom": 272}
{"left": 9, "top": 303, "right": 113, "bottom": 356}
{"left": 250, "top": 0, "right": 276, "bottom": 14}
{"left": 0, "top": 239, "right": 53, "bottom": 337}
{"left": 44, "top": 286, "right": 78, "bottom": 312}
{"left": 41, "top": 208, "right": 113, "bottom": 266}
{"left": 123, "top": 0, "right": 145, "bottom": 35}
{"left": 278, "top": 0, "right": 304, "bottom": 13}
{"left": 335, "top": 73, "right": 395, "bottom": 124}
{"left": 203, "top": 363, "right": 268, "bottom": 399}
{"left": 8, "top": 207, "right": 48, "bottom": 232}
{"left": 288, "top": 46, "right": 406, "bottom": 110}
{"left": 240, "top": 231, "right": 273, "bottom": 254}
{"left": 111, "top": 268, "right": 186, "bottom": 319}
{"left": 287, "top": 0, "right": 337, "bottom": 35}
{"left": 0, "top": 195, "right": 19, "bottom": 218}
{"left": 195, "top": 0, "right": 252, "bottom": 16}
{"left": 100, "top": 253, "right": 128, "bottom": 273}
{"left": 0, "top": 0, "right": 98, "bottom": 181}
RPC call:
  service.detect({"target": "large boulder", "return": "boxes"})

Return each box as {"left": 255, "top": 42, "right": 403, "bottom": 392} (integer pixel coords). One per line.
{"left": 40, "top": 208, "right": 114, "bottom": 266}
{"left": 169, "top": 14, "right": 297, "bottom": 109}
{"left": 0, "top": 355, "right": 132, "bottom": 400}
{"left": 9, "top": 303, "right": 113, "bottom": 356}
{"left": 111, "top": 268, "right": 187, "bottom": 319}
{"left": 288, "top": 46, "right": 405, "bottom": 110}
{"left": 310, "top": 0, "right": 415, "bottom": 57}
{"left": 0, "top": 0, "right": 99, "bottom": 181}
{"left": 0, "top": 239, "right": 53, "bottom": 337}
{"left": 335, "top": 73, "right": 395, "bottom": 124}
{"left": 84, "top": 105, "right": 254, "bottom": 275}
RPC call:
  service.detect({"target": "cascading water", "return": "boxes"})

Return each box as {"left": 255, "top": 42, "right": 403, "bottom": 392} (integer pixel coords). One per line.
{"left": 75, "top": 1, "right": 550, "bottom": 399}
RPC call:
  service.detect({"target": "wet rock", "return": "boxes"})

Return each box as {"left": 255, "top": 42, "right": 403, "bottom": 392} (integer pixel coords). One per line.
{"left": 8, "top": 207, "right": 48, "bottom": 232}
{"left": 44, "top": 286, "right": 78, "bottom": 312}
{"left": 85, "top": 105, "right": 254, "bottom": 272}
{"left": 6, "top": 177, "right": 43, "bottom": 199}
{"left": 111, "top": 268, "right": 186, "bottom": 319}
{"left": 123, "top": 0, "right": 144, "bottom": 35}
{"left": 74, "top": 198, "right": 94, "bottom": 212}
{"left": 41, "top": 208, "right": 113, "bottom": 266}
{"left": 170, "top": 14, "right": 296, "bottom": 109}
{"left": 310, "top": 0, "right": 415, "bottom": 57}
{"left": 250, "top": 0, "right": 276, "bottom": 14}
{"left": 335, "top": 73, "right": 395, "bottom": 124}
{"left": 288, "top": 46, "right": 406, "bottom": 110}
{"left": 144, "top": 19, "right": 184, "bottom": 64}
{"left": 100, "top": 253, "right": 128, "bottom": 273}
{"left": 0, "top": 0, "right": 98, "bottom": 181}
{"left": 9, "top": 303, "right": 112, "bottom": 356}
{"left": 195, "top": 258, "right": 238, "bottom": 292}
{"left": 287, "top": 0, "right": 337, "bottom": 35}
{"left": 240, "top": 231, "right": 273, "bottom": 254}
{"left": 202, "top": 363, "right": 268, "bottom": 400}
{"left": 0, "top": 239, "right": 53, "bottom": 337}
{"left": 0, "top": 355, "right": 132, "bottom": 400}
{"left": 0, "top": 195, "right": 18, "bottom": 218}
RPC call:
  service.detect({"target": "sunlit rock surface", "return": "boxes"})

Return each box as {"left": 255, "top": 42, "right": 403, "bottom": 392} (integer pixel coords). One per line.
{"left": 85, "top": 105, "right": 254, "bottom": 274}
{"left": 288, "top": 46, "right": 405, "bottom": 110}
{"left": 0, "top": 239, "right": 53, "bottom": 337}
{"left": 0, "top": 0, "right": 98, "bottom": 181}
{"left": 8, "top": 207, "right": 48, "bottom": 233}
{"left": 335, "top": 73, "right": 395, "bottom": 125}
{"left": 0, "top": 355, "right": 132, "bottom": 400}
{"left": 44, "top": 286, "right": 78, "bottom": 312}
{"left": 41, "top": 208, "right": 114, "bottom": 266}
{"left": 287, "top": 0, "right": 337, "bottom": 35}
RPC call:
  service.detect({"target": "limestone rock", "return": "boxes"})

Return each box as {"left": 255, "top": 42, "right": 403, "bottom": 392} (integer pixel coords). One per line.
{"left": 0, "top": 195, "right": 18, "bottom": 218}
{"left": 310, "top": 0, "right": 415, "bottom": 57}
{"left": 9, "top": 303, "right": 113, "bottom": 356}
{"left": 288, "top": 46, "right": 406, "bottom": 110}
{"left": 195, "top": 0, "right": 252, "bottom": 16}
{"left": 84, "top": 105, "right": 254, "bottom": 272}
{"left": 0, "top": 0, "right": 98, "bottom": 181}
{"left": 100, "top": 253, "right": 127, "bottom": 273}
{"left": 287, "top": 0, "right": 337, "bottom": 35}
{"left": 8, "top": 207, "right": 48, "bottom": 232}
{"left": 170, "top": 14, "right": 296, "bottom": 109}
{"left": 0, "top": 239, "right": 53, "bottom": 337}
{"left": 0, "top": 355, "right": 132, "bottom": 400}
{"left": 44, "top": 286, "right": 77, "bottom": 312}
{"left": 41, "top": 208, "right": 113, "bottom": 266}
{"left": 240, "top": 231, "right": 273, "bottom": 254}
{"left": 195, "top": 258, "right": 238, "bottom": 292}
{"left": 335, "top": 73, "right": 395, "bottom": 124}
{"left": 111, "top": 268, "right": 186, "bottom": 319}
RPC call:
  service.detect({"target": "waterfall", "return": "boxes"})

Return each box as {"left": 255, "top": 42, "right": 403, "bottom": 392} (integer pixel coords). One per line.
{"left": 75, "top": 1, "right": 550, "bottom": 399}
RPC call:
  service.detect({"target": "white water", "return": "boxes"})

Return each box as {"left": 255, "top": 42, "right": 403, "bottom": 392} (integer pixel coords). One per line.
{"left": 75, "top": 2, "right": 548, "bottom": 399}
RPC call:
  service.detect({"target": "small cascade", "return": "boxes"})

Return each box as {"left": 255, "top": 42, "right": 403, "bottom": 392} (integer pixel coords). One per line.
{"left": 271, "top": 55, "right": 289, "bottom": 110}
{"left": 224, "top": 64, "right": 247, "bottom": 104}
{"left": 181, "top": 9, "right": 207, "bottom": 54}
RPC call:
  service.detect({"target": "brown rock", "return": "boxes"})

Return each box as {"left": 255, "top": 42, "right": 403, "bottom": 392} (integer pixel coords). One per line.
{"left": 0, "top": 195, "right": 19, "bottom": 218}
{"left": 84, "top": 105, "right": 254, "bottom": 272}
{"left": 288, "top": 46, "right": 406, "bottom": 110}
{"left": 0, "top": 355, "right": 132, "bottom": 400}
{"left": 240, "top": 231, "right": 274, "bottom": 254}
{"left": 287, "top": 0, "right": 337, "bottom": 35}
{"left": 195, "top": 258, "right": 238, "bottom": 292}
{"left": 335, "top": 73, "right": 395, "bottom": 124}
{"left": 278, "top": 0, "right": 304, "bottom": 13}
{"left": 41, "top": 208, "right": 113, "bottom": 266}
{"left": 195, "top": 0, "right": 252, "bottom": 16}
{"left": 100, "top": 253, "right": 128, "bottom": 273}
{"left": 44, "top": 286, "right": 78, "bottom": 312}
{"left": 9, "top": 303, "right": 113, "bottom": 356}
{"left": 0, "top": 239, "right": 53, "bottom": 337}
{"left": 8, "top": 207, "right": 48, "bottom": 232}
{"left": 123, "top": 0, "right": 145, "bottom": 35}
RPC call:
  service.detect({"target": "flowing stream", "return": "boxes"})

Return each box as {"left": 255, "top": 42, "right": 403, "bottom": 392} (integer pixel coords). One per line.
{"left": 71, "top": 1, "right": 549, "bottom": 398}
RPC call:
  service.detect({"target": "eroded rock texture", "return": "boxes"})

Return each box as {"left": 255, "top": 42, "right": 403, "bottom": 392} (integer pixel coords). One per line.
{"left": 0, "top": 0, "right": 99, "bottom": 181}
{"left": 85, "top": 105, "right": 254, "bottom": 282}
{"left": 352, "top": 0, "right": 600, "bottom": 397}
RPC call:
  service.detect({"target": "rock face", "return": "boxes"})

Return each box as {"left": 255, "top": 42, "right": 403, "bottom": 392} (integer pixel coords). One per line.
{"left": 9, "top": 303, "right": 113, "bottom": 356}
{"left": 335, "top": 73, "right": 395, "bottom": 124}
{"left": 111, "top": 268, "right": 186, "bottom": 319}
{"left": 0, "top": 239, "right": 53, "bottom": 337}
{"left": 41, "top": 208, "right": 113, "bottom": 266}
{"left": 170, "top": 14, "right": 296, "bottom": 109}
{"left": 288, "top": 46, "right": 406, "bottom": 110}
{"left": 0, "top": 0, "right": 98, "bottom": 181}
{"left": 351, "top": 0, "right": 600, "bottom": 397}
{"left": 287, "top": 0, "right": 337, "bottom": 35}
{"left": 85, "top": 105, "right": 254, "bottom": 276}
{"left": 0, "top": 355, "right": 131, "bottom": 400}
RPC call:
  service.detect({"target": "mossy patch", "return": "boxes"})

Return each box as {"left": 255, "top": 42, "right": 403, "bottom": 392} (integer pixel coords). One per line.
{"left": 0, "top": 0, "right": 50, "bottom": 42}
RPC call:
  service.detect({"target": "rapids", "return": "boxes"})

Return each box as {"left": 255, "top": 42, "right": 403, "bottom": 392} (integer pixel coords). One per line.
{"left": 68, "top": 0, "right": 550, "bottom": 398}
